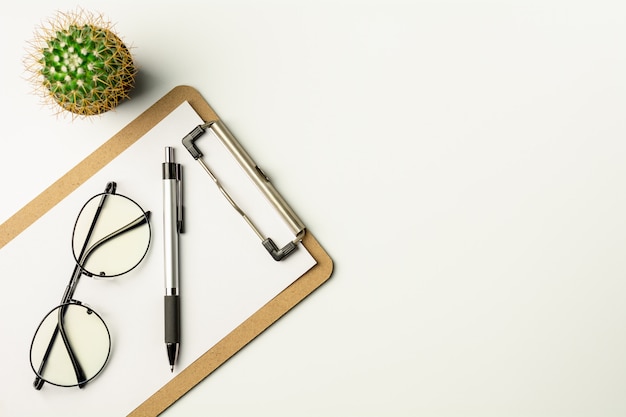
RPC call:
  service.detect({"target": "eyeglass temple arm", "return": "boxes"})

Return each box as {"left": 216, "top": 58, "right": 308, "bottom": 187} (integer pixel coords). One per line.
{"left": 73, "top": 185, "right": 115, "bottom": 270}
{"left": 33, "top": 326, "right": 60, "bottom": 389}
{"left": 33, "top": 305, "right": 88, "bottom": 390}
{"left": 58, "top": 306, "right": 88, "bottom": 386}
{"left": 78, "top": 211, "right": 151, "bottom": 276}
{"left": 61, "top": 183, "right": 125, "bottom": 297}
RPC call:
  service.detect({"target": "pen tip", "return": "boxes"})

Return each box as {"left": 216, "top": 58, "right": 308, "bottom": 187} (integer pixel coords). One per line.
{"left": 170, "top": 365, "right": 174, "bottom": 372}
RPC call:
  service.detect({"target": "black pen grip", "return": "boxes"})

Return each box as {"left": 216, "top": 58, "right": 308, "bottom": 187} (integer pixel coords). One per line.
{"left": 164, "top": 295, "right": 180, "bottom": 343}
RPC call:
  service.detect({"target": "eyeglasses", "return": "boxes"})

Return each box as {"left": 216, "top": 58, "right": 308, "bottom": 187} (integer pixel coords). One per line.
{"left": 30, "top": 182, "right": 151, "bottom": 389}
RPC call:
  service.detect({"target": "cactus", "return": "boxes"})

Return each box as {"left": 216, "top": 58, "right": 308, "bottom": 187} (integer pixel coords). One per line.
{"left": 26, "top": 9, "right": 136, "bottom": 118}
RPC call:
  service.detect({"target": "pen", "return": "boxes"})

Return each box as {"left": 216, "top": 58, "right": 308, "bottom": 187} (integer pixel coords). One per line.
{"left": 162, "top": 146, "right": 182, "bottom": 372}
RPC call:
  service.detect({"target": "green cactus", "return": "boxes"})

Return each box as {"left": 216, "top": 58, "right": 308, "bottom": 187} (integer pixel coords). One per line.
{"left": 26, "top": 10, "right": 137, "bottom": 118}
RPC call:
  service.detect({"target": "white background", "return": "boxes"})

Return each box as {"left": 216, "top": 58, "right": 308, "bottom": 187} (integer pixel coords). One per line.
{"left": 2, "top": 1, "right": 626, "bottom": 416}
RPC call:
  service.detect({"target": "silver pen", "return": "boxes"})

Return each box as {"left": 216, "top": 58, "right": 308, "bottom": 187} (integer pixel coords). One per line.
{"left": 162, "top": 146, "right": 182, "bottom": 372}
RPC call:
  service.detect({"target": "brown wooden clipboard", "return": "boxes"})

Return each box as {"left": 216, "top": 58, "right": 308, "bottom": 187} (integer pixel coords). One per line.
{"left": 0, "top": 85, "right": 333, "bottom": 416}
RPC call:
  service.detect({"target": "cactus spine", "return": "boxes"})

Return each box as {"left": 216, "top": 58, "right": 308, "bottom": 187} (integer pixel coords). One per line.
{"left": 27, "top": 10, "right": 136, "bottom": 118}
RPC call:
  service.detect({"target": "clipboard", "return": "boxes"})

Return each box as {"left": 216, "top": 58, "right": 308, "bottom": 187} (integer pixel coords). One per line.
{"left": 0, "top": 85, "right": 333, "bottom": 416}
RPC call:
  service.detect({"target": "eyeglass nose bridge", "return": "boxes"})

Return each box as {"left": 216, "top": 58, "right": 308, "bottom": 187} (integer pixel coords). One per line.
{"left": 61, "top": 300, "right": 99, "bottom": 320}
{"left": 91, "top": 273, "right": 114, "bottom": 280}
{"left": 82, "top": 268, "right": 115, "bottom": 279}
{"left": 67, "top": 299, "right": 96, "bottom": 313}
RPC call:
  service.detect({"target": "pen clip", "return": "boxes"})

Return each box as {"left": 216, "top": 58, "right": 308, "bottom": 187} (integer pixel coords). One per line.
{"left": 176, "top": 164, "right": 184, "bottom": 233}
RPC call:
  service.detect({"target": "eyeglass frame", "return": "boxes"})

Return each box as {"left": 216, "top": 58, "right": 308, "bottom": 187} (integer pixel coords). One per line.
{"left": 30, "top": 181, "right": 151, "bottom": 390}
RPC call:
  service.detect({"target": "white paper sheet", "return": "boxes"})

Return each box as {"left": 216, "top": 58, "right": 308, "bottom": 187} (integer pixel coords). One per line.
{"left": 0, "top": 102, "right": 316, "bottom": 416}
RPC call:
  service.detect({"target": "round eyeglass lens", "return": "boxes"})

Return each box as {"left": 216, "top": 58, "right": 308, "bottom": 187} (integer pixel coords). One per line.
{"left": 72, "top": 193, "right": 151, "bottom": 277}
{"left": 30, "top": 303, "right": 111, "bottom": 387}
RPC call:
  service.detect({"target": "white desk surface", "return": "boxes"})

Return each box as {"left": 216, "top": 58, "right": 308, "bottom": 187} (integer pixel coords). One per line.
{"left": 2, "top": 1, "right": 626, "bottom": 415}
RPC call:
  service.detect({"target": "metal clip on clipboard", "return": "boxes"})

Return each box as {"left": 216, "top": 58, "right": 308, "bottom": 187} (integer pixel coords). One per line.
{"left": 182, "top": 120, "right": 305, "bottom": 261}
